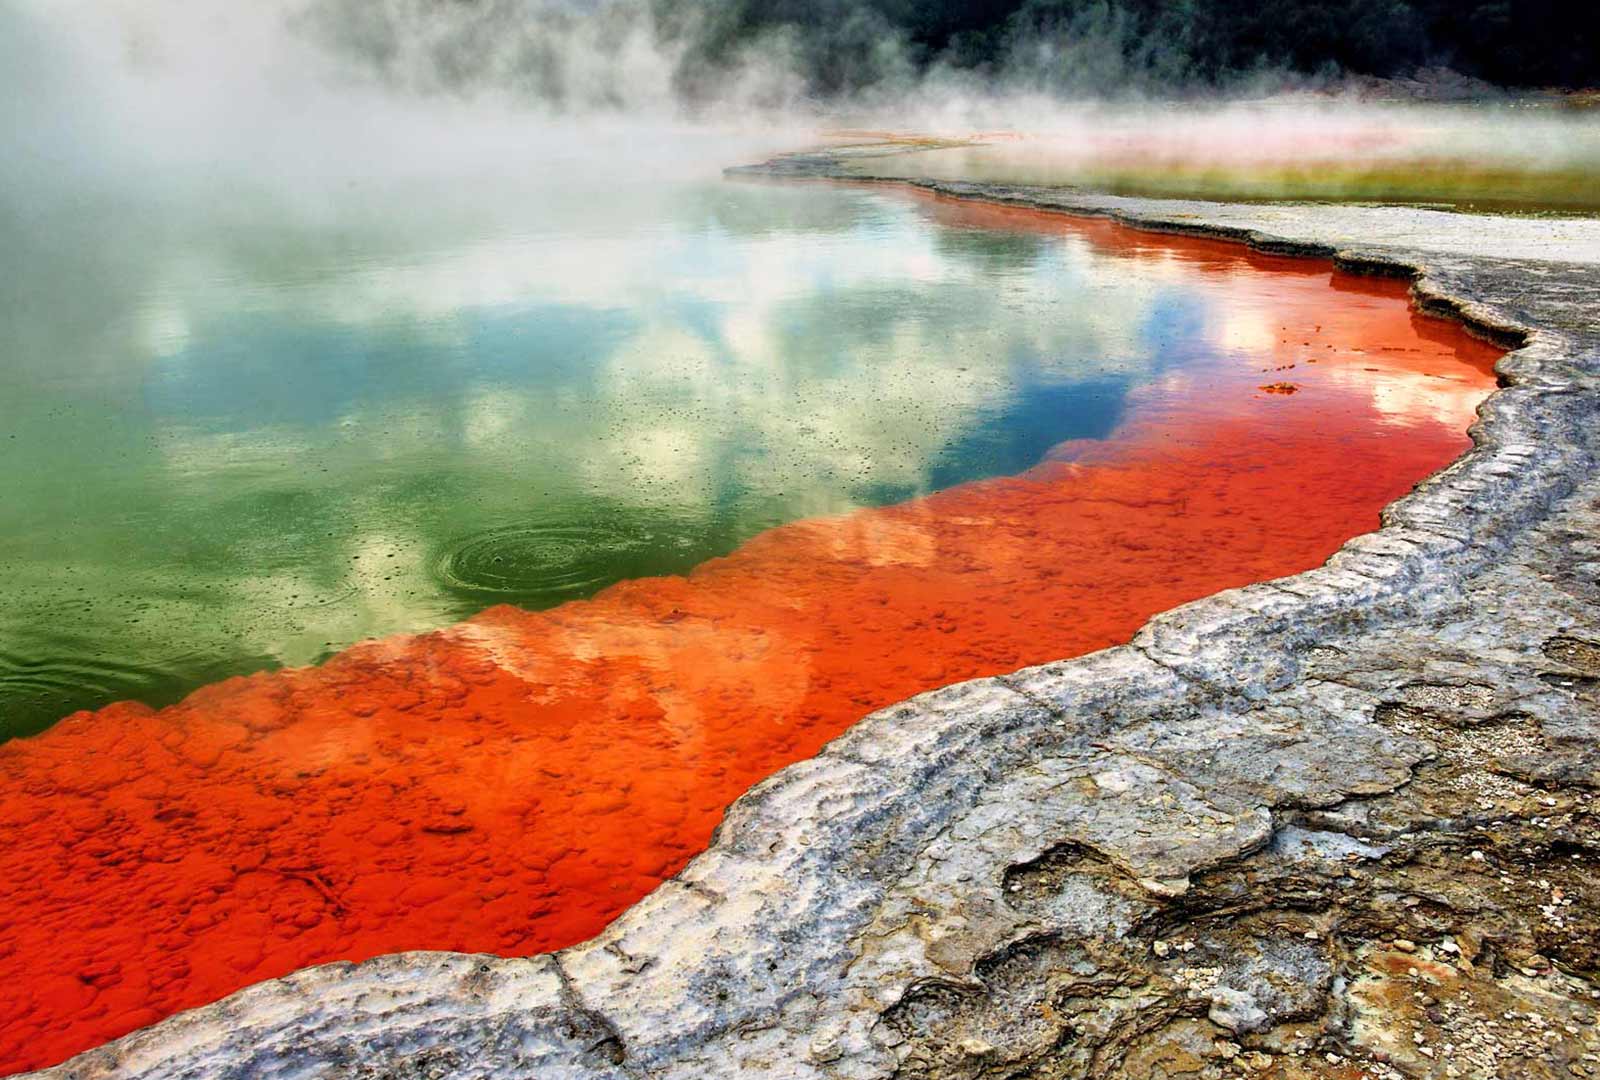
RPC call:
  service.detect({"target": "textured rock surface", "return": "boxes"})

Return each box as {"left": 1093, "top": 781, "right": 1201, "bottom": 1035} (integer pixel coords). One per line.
{"left": 38, "top": 150, "right": 1600, "bottom": 1079}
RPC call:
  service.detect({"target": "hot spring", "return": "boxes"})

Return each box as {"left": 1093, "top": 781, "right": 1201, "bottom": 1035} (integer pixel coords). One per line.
{"left": 10, "top": 0, "right": 1600, "bottom": 1070}
{"left": 0, "top": 144, "right": 1508, "bottom": 1071}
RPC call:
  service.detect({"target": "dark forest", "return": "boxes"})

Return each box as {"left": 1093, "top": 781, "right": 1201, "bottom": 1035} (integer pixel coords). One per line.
{"left": 656, "top": 0, "right": 1600, "bottom": 95}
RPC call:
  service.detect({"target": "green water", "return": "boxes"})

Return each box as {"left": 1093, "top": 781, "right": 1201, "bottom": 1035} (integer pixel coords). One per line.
{"left": 0, "top": 164, "right": 1208, "bottom": 739}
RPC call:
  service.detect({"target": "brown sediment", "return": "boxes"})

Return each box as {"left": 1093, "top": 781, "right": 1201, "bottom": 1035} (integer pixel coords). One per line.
{"left": 0, "top": 192, "right": 1503, "bottom": 1075}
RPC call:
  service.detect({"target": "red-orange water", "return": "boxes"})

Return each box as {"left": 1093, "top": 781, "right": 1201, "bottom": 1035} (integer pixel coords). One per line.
{"left": 0, "top": 193, "right": 1502, "bottom": 1074}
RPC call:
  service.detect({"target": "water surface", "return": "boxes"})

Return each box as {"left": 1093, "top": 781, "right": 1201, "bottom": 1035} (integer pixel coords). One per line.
{"left": 4, "top": 169, "right": 1157, "bottom": 738}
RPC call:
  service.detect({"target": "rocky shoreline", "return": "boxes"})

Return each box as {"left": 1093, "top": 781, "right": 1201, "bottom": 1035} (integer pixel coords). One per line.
{"left": 37, "top": 149, "right": 1600, "bottom": 1080}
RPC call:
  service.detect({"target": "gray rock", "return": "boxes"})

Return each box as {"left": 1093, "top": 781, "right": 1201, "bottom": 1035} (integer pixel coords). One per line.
{"left": 1207, "top": 988, "right": 1270, "bottom": 1035}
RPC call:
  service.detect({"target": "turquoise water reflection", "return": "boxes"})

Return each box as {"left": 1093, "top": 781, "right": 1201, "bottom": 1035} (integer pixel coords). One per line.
{"left": 0, "top": 173, "right": 1218, "bottom": 739}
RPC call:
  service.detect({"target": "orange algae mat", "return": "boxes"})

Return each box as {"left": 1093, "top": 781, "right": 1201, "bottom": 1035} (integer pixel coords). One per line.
{"left": 0, "top": 194, "right": 1503, "bottom": 1074}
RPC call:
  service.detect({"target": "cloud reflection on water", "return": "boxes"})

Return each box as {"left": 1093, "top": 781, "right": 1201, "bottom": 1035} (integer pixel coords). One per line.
{"left": 0, "top": 174, "right": 1169, "bottom": 735}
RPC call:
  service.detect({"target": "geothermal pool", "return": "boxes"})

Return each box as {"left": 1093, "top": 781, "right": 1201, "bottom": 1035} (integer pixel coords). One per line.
{"left": 0, "top": 177, "right": 1501, "bottom": 1072}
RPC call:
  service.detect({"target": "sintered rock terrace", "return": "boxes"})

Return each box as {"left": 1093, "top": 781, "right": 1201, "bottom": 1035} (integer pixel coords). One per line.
{"left": 38, "top": 151, "right": 1600, "bottom": 1080}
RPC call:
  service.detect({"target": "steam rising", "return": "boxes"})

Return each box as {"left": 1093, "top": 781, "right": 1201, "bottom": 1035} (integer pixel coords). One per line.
{"left": 6, "top": 0, "right": 1597, "bottom": 206}
{"left": 0, "top": 0, "right": 806, "bottom": 216}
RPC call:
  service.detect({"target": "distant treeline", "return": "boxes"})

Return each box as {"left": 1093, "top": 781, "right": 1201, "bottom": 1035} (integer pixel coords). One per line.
{"left": 655, "top": 0, "right": 1600, "bottom": 95}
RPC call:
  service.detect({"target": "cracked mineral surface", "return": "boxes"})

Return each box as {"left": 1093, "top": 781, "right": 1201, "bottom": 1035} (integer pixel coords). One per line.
{"left": 31, "top": 147, "right": 1600, "bottom": 1080}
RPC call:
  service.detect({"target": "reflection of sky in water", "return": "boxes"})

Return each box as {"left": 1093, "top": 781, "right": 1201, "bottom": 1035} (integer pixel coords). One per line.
{"left": 142, "top": 304, "right": 640, "bottom": 429}
{"left": 2, "top": 177, "right": 1274, "bottom": 737}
